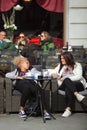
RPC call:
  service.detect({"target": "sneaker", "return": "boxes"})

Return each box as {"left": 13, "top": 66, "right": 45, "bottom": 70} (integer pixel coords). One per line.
{"left": 62, "top": 109, "right": 71, "bottom": 117}
{"left": 19, "top": 110, "right": 27, "bottom": 118}
{"left": 76, "top": 93, "right": 85, "bottom": 102}
{"left": 44, "top": 112, "right": 51, "bottom": 120}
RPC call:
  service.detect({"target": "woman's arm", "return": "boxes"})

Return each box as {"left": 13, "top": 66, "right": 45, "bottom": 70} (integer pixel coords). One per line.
{"left": 30, "top": 68, "right": 41, "bottom": 76}
{"left": 69, "top": 62, "right": 83, "bottom": 81}
{"left": 5, "top": 69, "right": 18, "bottom": 79}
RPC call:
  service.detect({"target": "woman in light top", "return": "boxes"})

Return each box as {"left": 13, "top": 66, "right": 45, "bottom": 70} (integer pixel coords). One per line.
{"left": 6, "top": 56, "right": 51, "bottom": 119}
{"left": 50, "top": 51, "right": 87, "bottom": 117}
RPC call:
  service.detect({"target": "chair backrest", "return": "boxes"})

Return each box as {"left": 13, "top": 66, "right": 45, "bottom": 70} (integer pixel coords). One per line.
{"left": 52, "top": 37, "right": 63, "bottom": 48}
{"left": 0, "top": 70, "right": 5, "bottom": 78}
{"left": 82, "top": 65, "right": 87, "bottom": 81}
{"left": 33, "top": 65, "right": 42, "bottom": 71}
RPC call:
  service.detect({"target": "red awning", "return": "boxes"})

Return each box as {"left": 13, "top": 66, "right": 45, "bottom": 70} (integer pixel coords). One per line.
{"left": 0, "top": 0, "right": 19, "bottom": 12}
{"left": 36, "top": 0, "right": 63, "bottom": 13}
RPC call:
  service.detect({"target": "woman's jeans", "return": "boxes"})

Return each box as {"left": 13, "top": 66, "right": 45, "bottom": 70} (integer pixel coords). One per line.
{"left": 59, "top": 78, "right": 84, "bottom": 109}
{"left": 14, "top": 79, "right": 46, "bottom": 108}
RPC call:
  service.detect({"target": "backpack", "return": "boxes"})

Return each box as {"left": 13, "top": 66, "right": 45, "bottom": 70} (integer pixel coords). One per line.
{"left": 24, "top": 100, "right": 41, "bottom": 117}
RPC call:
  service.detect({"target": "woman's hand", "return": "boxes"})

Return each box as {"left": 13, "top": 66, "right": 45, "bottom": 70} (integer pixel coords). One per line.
{"left": 60, "top": 77, "right": 65, "bottom": 81}
{"left": 17, "top": 39, "right": 22, "bottom": 44}
{"left": 16, "top": 75, "right": 26, "bottom": 79}
{"left": 51, "top": 73, "right": 60, "bottom": 78}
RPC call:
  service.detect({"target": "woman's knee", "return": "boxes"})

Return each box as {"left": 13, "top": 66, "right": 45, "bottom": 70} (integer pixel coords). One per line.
{"left": 63, "top": 78, "right": 71, "bottom": 84}
{"left": 22, "top": 86, "right": 31, "bottom": 94}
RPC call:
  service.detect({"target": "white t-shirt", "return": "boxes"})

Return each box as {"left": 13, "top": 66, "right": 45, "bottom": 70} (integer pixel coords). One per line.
{"left": 62, "top": 66, "right": 74, "bottom": 78}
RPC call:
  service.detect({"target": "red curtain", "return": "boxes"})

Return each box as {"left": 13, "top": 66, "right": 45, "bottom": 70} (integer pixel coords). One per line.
{"left": 0, "top": 0, "right": 19, "bottom": 12}
{"left": 36, "top": 0, "right": 63, "bottom": 13}
{"left": 0, "top": 0, "right": 63, "bottom": 12}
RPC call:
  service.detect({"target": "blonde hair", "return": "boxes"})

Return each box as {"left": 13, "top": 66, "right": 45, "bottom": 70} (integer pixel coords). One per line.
{"left": 12, "top": 56, "right": 28, "bottom": 66}
{"left": 41, "top": 31, "right": 51, "bottom": 40}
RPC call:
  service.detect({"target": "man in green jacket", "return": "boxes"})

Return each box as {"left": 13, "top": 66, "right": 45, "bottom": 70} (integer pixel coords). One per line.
{"left": 0, "top": 30, "right": 16, "bottom": 50}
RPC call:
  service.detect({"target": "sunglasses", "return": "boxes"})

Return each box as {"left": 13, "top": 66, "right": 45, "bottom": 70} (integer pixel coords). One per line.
{"left": 40, "top": 35, "right": 44, "bottom": 37}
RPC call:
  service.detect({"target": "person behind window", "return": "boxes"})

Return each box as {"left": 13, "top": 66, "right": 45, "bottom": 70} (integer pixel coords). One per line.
{"left": 0, "top": 31, "right": 6, "bottom": 45}
{"left": 0, "top": 30, "right": 16, "bottom": 50}
{"left": 50, "top": 51, "right": 87, "bottom": 117}
{"left": 40, "top": 31, "right": 55, "bottom": 52}
{"left": 5, "top": 56, "right": 51, "bottom": 119}
{"left": 16, "top": 33, "right": 28, "bottom": 46}
{"left": 15, "top": 32, "right": 28, "bottom": 51}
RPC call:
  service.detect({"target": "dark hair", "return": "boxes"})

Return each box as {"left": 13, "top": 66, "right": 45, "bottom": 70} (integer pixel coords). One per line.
{"left": 59, "top": 51, "right": 75, "bottom": 72}
{"left": 0, "top": 30, "right": 6, "bottom": 33}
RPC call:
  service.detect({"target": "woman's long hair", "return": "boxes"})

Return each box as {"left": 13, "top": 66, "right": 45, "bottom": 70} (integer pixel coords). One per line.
{"left": 41, "top": 31, "right": 51, "bottom": 41}
{"left": 59, "top": 51, "right": 75, "bottom": 72}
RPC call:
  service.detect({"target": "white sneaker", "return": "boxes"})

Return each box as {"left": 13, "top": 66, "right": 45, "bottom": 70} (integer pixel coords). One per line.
{"left": 19, "top": 110, "right": 27, "bottom": 118}
{"left": 76, "top": 93, "right": 85, "bottom": 102}
{"left": 62, "top": 109, "right": 71, "bottom": 117}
